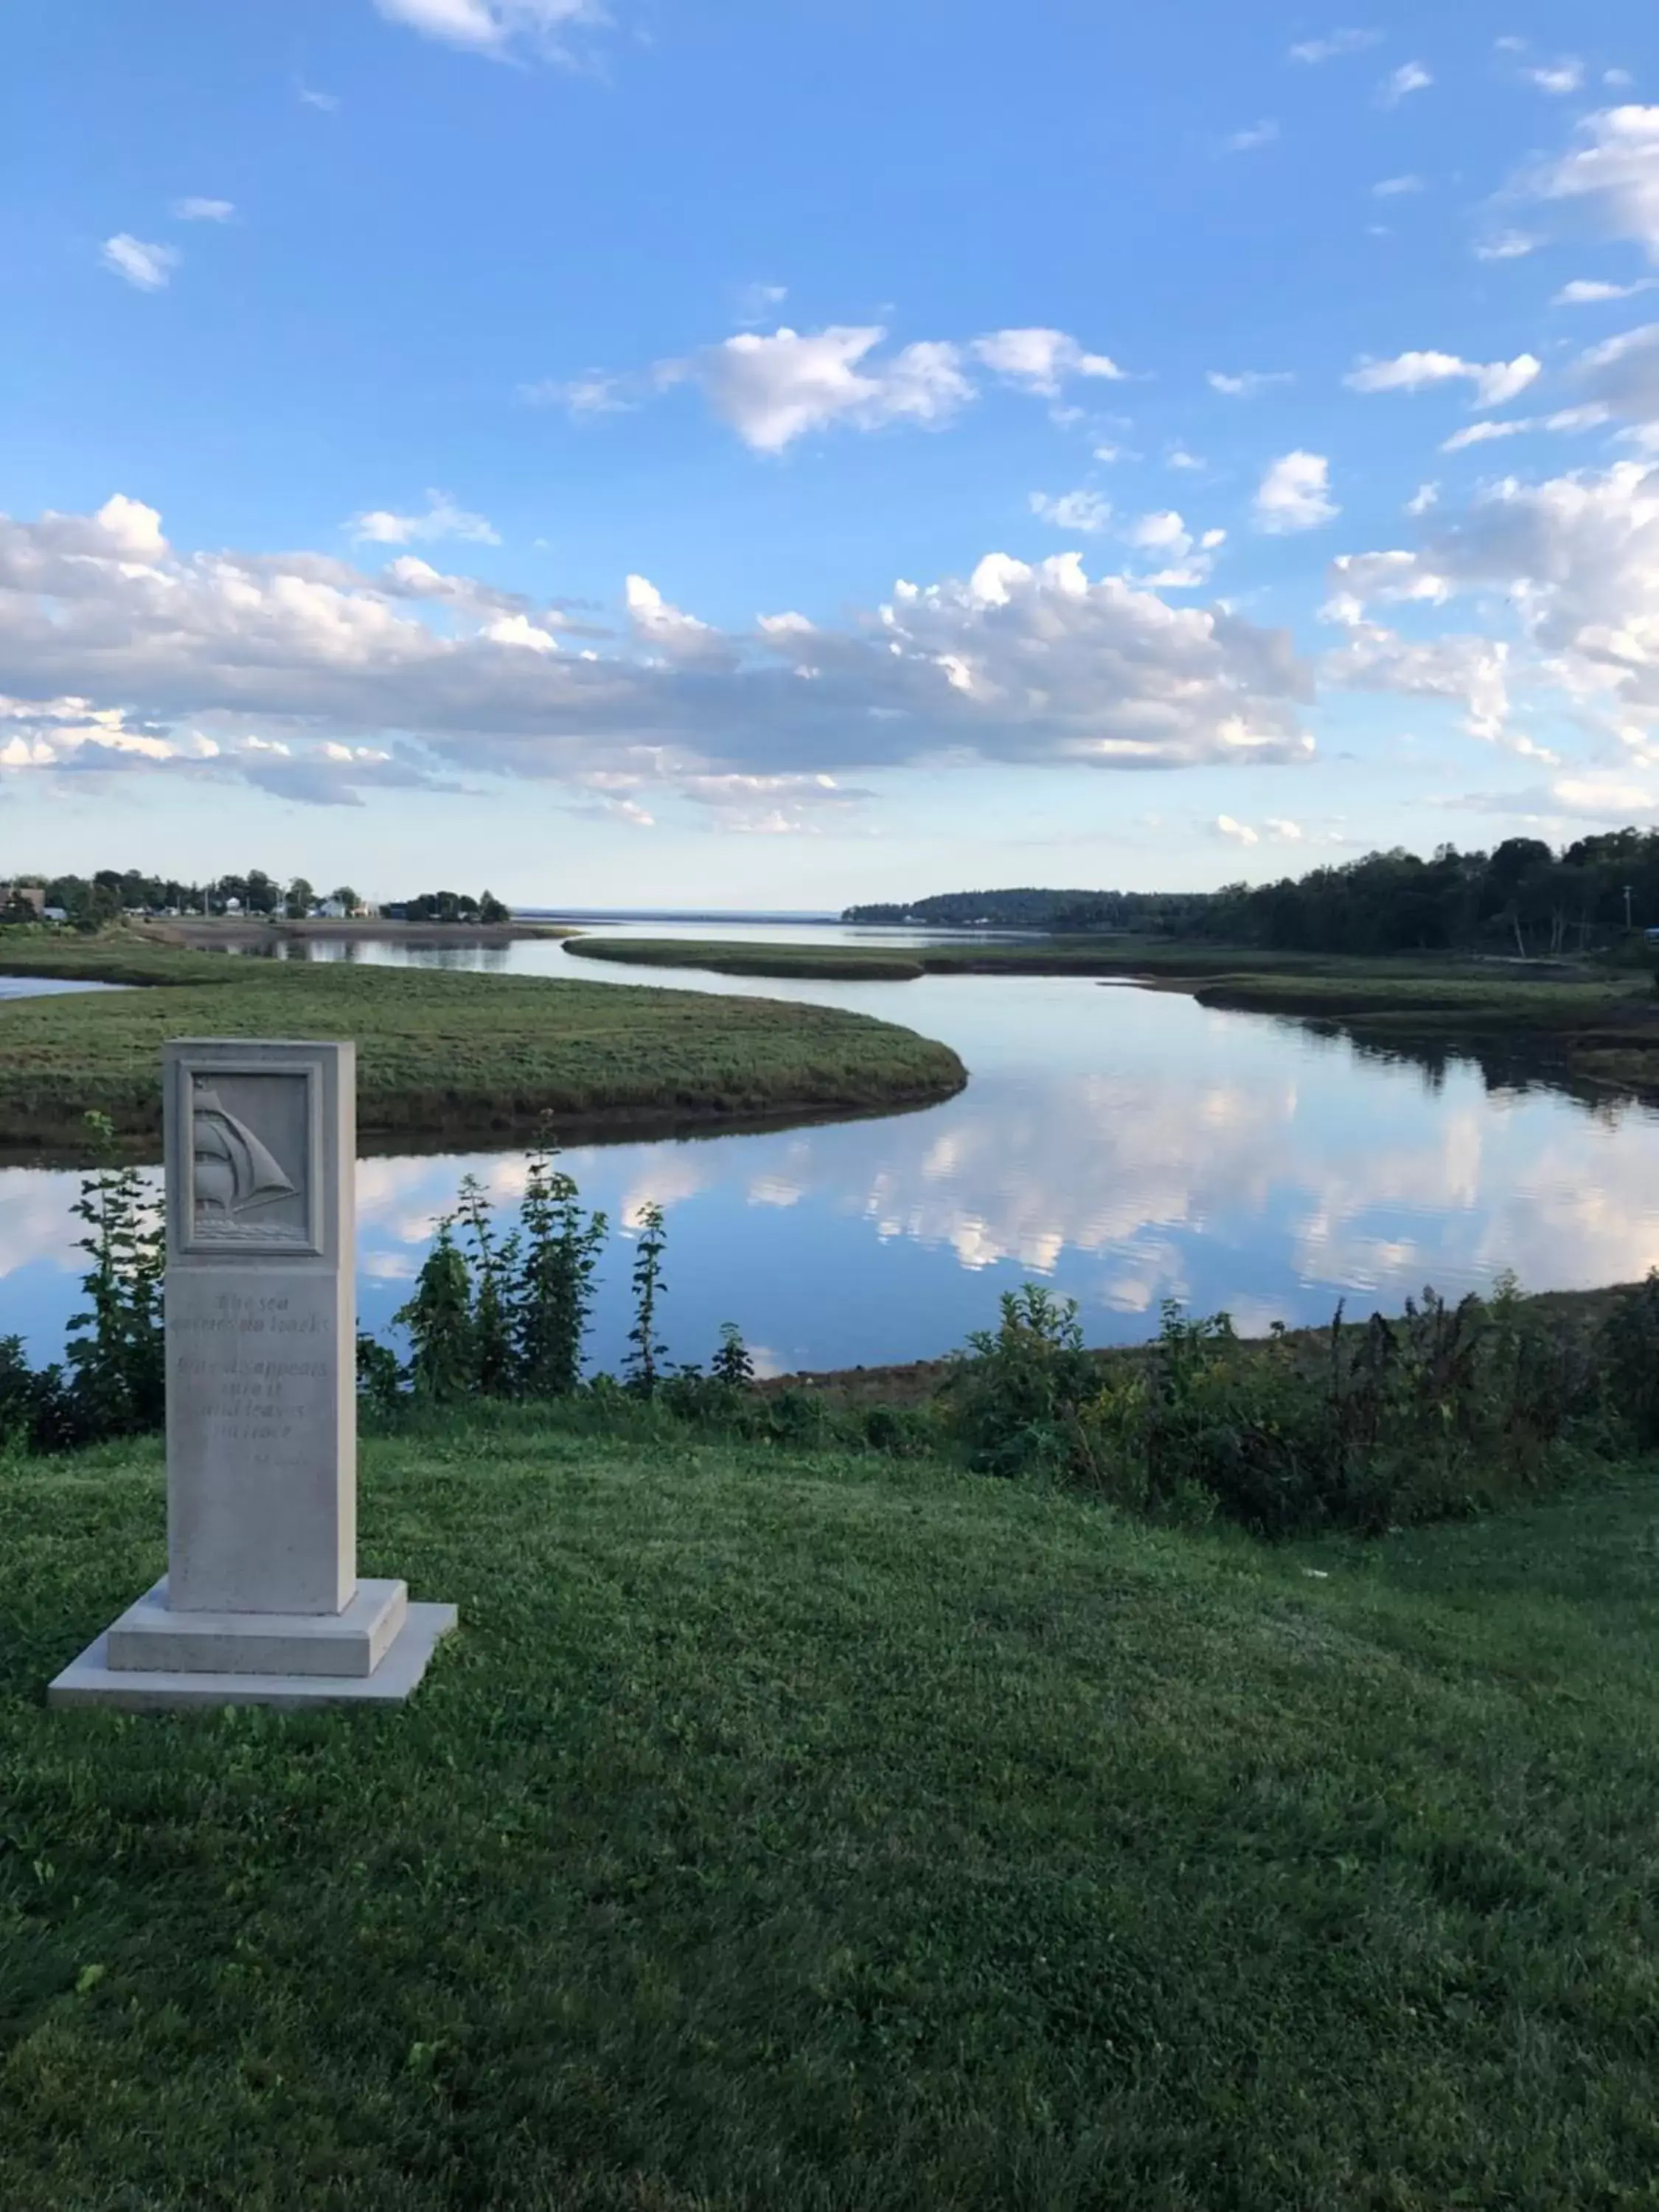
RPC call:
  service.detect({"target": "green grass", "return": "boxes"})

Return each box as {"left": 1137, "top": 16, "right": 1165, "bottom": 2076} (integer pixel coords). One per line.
{"left": 5, "top": 1408, "right": 1659, "bottom": 2208}
{"left": 0, "top": 939, "right": 966, "bottom": 1155}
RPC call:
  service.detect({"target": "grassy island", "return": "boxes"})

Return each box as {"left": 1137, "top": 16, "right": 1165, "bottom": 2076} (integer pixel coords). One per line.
{"left": 565, "top": 936, "right": 1659, "bottom": 1106}
{"left": 6, "top": 1406, "right": 1659, "bottom": 2206}
{"left": 0, "top": 939, "right": 966, "bottom": 1157}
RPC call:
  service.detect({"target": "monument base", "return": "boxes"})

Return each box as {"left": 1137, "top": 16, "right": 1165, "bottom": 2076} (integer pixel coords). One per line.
{"left": 47, "top": 1600, "right": 458, "bottom": 1711}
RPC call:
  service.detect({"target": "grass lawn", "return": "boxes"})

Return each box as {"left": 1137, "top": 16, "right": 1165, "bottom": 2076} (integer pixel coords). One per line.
{"left": 0, "top": 938, "right": 965, "bottom": 1157}
{"left": 5, "top": 1408, "right": 1659, "bottom": 2208}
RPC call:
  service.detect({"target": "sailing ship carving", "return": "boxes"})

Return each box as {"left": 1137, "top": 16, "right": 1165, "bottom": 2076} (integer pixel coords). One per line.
{"left": 190, "top": 1082, "right": 307, "bottom": 1242}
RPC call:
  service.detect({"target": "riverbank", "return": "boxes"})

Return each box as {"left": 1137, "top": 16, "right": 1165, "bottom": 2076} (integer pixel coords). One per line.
{"left": 566, "top": 936, "right": 1659, "bottom": 1106}
{"left": 8, "top": 1402, "right": 1659, "bottom": 2206}
{"left": 136, "top": 916, "right": 578, "bottom": 951}
{"left": 0, "top": 939, "right": 966, "bottom": 1158}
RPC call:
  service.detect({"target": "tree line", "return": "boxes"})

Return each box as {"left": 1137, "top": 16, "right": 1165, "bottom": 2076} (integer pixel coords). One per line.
{"left": 843, "top": 888, "right": 1208, "bottom": 932}
{"left": 1199, "top": 832, "right": 1659, "bottom": 956}
{"left": 845, "top": 830, "right": 1659, "bottom": 957}
{"left": 1, "top": 869, "right": 511, "bottom": 931}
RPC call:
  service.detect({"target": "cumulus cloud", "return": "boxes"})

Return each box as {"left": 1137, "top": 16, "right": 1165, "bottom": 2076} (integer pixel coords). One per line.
{"left": 347, "top": 491, "right": 501, "bottom": 546}
{"left": 0, "top": 496, "right": 1317, "bottom": 805}
{"left": 1288, "top": 27, "right": 1380, "bottom": 65}
{"left": 1373, "top": 175, "right": 1425, "bottom": 198}
{"left": 372, "top": 0, "right": 602, "bottom": 60}
{"left": 1029, "top": 490, "right": 1113, "bottom": 533}
{"left": 970, "top": 328, "right": 1126, "bottom": 394}
{"left": 1323, "top": 456, "right": 1659, "bottom": 760}
{"left": 173, "top": 198, "right": 234, "bottom": 222}
{"left": 689, "top": 328, "right": 973, "bottom": 451}
{"left": 1346, "top": 349, "right": 1543, "bottom": 408}
{"left": 1255, "top": 452, "right": 1338, "bottom": 533}
{"left": 1377, "top": 61, "right": 1431, "bottom": 106}
{"left": 100, "top": 235, "right": 178, "bottom": 291}
{"left": 532, "top": 323, "right": 1129, "bottom": 451}
{"left": 1440, "top": 406, "right": 1609, "bottom": 452}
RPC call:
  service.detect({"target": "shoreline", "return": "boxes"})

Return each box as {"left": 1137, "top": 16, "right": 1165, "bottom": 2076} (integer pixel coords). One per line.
{"left": 136, "top": 917, "right": 579, "bottom": 951}
{"left": 564, "top": 935, "right": 1659, "bottom": 1110}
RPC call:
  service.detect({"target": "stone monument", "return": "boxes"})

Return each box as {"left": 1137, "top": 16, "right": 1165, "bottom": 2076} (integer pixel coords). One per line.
{"left": 50, "top": 1038, "right": 457, "bottom": 1708}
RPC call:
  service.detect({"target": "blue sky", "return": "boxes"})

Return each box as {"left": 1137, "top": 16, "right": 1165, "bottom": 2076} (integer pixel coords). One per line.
{"left": 4, "top": 0, "right": 1658, "bottom": 905}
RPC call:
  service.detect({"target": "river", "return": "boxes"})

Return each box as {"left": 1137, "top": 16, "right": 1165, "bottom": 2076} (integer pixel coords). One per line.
{"left": 4, "top": 920, "right": 1659, "bottom": 1377}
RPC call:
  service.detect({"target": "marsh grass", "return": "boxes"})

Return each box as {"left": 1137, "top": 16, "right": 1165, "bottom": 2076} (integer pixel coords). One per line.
{"left": 0, "top": 939, "right": 966, "bottom": 1153}
{"left": 5, "top": 1411, "right": 1659, "bottom": 2208}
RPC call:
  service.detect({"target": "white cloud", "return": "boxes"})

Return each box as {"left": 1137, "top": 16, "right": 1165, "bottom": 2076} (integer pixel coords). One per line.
{"left": 521, "top": 370, "right": 630, "bottom": 415}
{"left": 688, "top": 327, "right": 973, "bottom": 452}
{"left": 298, "top": 86, "right": 340, "bottom": 110}
{"left": 1528, "top": 105, "right": 1659, "bottom": 257}
{"left": 532, "top": 322, "right": 1125, "bottom": 449}
{"left": 970, "top": 328, "right": 1126, "bottom": 394}
{"left": 1215, "top": 813, "right": 1310, "bottom": 845}
{"left": 1029, "top": 490, "right": 1113, "bottom": 533}
{"left": 173, "top": 198, "right": 234, "bottom": 223}
{"left": 1324, "top": 458, "right": 1659, "bottom": 758}
{"left": 1125, "top": 510, "right": 1190, "bottom": 551}
{"left": 624, "top": 574, "right": 735, "bottom": 669}
{"left": 1526, "top": 58, "right": 1585, "bottom": 96}
{"left": 1166, "top": 444, "right": 1205, "bottom": 472}
{"left": 347, "top": 490, "right": 501, "bottom": 546}
{"left": 1372, "top": 174, "right": 1425, "bottom": 198}
{"left": 0, "top": 498, "right": 1317, "bottom": 798}
{"left": 1576, "top": 322, "right": 1659, "bottom": 420}
{"left": 1441, "top": 406, "right": 1608, "bottom": 452}
{"left": 1345, "top": 349, "right": 1543, "bottom": 407}
{"left": 1377, "top": 61, "right": 1431, "bottom": 106}
{"left": 1254, "top": 452, "right": 1338, "bottom": 533}
{"left": 1207, "top": 369, "right": 1292, "bottom": 395}
{"left": 1555, "top": 276, "right": 1658, "bottom": 305}
{"left": 1475, "top": 230, "right": 1540, "bottom": 261}
{"left": 1220, "top": 119, "right": 1279, "bottom": 155}
{"left": 100, "top": 235, "right": 178, "bottom": 291}
{"left": 371, "top": 0, "right": 602, "bottom": 60}
{"left": 1406, "top": 482, "right": 1439, "bottom": 515}
{"left": 735, "top": 281, "right": 788, "bottom": 327}
{"left": 1288, "top": 28, "right": 1380, "bottom": 65}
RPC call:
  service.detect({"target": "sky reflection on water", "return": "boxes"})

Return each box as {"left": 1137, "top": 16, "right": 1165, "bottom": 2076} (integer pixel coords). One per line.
{"left": 3, "top": 931, "right": 1659, "bottom": 1375}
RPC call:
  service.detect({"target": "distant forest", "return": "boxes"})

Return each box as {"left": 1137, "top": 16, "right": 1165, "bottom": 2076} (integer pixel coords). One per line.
{"left": 845, "top": 831, "right": 1659, "bottom": 957}
{"left": 844, "top": 888, "right": 1208, "bottom": 933}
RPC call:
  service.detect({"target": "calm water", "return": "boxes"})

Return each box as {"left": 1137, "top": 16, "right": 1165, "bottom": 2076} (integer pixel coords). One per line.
{"left": 4, "top": 922, "right": 1659, "bottom": 1376}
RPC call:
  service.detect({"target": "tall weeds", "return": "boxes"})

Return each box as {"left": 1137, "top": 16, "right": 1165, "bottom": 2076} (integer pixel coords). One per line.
{"left": 10, "top": 1116, "right": 1659, "bottom": 1549}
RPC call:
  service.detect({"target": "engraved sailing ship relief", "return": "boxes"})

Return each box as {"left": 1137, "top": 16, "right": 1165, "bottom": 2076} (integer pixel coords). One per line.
{"left": 189, "top": 1076, "right": 310, "bottom": 1245}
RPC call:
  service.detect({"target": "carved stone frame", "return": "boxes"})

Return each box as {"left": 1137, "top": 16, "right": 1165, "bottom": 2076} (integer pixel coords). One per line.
{"left": 167, "top": 1045, "right": 331, "bottom": 1262}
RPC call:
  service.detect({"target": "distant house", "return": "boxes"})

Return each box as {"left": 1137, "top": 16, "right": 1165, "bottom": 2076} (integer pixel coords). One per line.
{"left": 0, "top": 883, "right": 45, "bottom": 917}
{"left": 313, "top": 897, "right": 350, "bottom": 919}
{"left": 41, "top": 906, "right": 68, "bottom": 924}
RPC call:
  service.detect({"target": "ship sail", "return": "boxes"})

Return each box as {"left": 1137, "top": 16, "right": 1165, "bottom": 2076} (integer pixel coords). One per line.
{"left": 193, "top": 1091, "right": 297, "bottom": 1216}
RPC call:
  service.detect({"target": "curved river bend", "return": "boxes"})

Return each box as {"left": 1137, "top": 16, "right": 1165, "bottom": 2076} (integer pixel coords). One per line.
{"left": 3, "top": 922, "right": 1659, "bottom": 1377}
